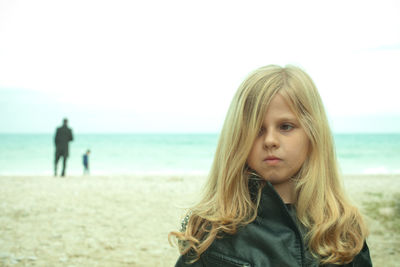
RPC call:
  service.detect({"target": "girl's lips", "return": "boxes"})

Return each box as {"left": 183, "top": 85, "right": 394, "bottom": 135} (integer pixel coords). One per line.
{"left": 264, "top": 156, "right": 281, "bottom": 160}
{"left": 264, "top": 156, "right": 281, "bottom": 165}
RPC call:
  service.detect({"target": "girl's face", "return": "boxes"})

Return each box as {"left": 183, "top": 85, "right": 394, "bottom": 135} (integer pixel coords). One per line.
{"left": 247, "top": 93, "right": 310, "bottom": 201}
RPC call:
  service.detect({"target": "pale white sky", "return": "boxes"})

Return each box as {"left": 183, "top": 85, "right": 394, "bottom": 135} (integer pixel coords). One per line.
{"left": 1, "top": 0, "right": 399, "bottom": 133}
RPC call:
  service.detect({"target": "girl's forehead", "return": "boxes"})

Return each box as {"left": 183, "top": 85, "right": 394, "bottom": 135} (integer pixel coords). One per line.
{"left": 255, "top": 95, "right": 303, "bottom": 128}
{"left": 262, "top": 93, "right": 298, "bottom": 119}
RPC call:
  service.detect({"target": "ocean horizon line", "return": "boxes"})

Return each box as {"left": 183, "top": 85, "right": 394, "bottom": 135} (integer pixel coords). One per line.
{"left": 1, "top": 132, "right": 400, "bottom": 135}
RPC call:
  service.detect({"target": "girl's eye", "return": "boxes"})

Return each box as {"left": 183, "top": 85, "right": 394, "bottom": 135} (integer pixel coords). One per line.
{"left": 280, "top": 123, "right": 294, "bottom": 131}
{"left": 258, "top": 127, "right": 265, "bottom": 136}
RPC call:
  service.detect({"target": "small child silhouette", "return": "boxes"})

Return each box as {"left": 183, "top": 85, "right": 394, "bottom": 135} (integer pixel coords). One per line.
{"left": 83, "top": 150, "right": 90, "bottom": 175}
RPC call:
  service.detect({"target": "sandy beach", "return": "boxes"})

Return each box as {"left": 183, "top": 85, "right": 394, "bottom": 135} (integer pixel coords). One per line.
{"left": 0, "top": 174, "right": 399, "bottom": 267}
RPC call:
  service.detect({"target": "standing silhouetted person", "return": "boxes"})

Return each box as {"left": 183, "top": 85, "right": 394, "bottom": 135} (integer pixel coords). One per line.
{"left": 54, "top": 118, "right": 73, "bottom": 177}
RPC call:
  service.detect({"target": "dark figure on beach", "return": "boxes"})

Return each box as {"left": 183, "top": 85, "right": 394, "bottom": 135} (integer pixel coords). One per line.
{"left": 83, "top": 150, "right": 90, "bottom": 175}
{"left": 54, "top": 118, "right": 73, "bottom": 177}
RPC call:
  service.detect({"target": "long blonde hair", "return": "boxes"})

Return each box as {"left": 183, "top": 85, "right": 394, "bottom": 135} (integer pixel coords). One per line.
{"left": 169, "top": 65, "right": 368, "bottom": 264}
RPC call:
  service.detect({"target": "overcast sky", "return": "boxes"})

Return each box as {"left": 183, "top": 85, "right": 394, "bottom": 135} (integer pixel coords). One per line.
{"left": 1, "top": 0, "right": 399, "bottom": 133}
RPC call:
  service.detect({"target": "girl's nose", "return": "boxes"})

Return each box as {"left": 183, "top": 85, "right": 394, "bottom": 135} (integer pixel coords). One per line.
{"left": 263, "top": 129, "right": 279, "bottom": 149}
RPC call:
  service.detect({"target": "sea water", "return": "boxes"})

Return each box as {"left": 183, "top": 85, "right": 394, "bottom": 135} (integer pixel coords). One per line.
{"left": 0, "top": 133, "right": 399, "bottom": 175}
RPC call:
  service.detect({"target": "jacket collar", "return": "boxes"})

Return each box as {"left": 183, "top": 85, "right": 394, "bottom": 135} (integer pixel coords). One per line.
{"left": 248, "top": 174, "right": 296, "bottom": 222}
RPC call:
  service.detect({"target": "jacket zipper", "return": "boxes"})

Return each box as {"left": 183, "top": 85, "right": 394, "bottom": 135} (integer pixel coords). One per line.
{"left": 265, "top": 183, "right": 306, "bottom": 267}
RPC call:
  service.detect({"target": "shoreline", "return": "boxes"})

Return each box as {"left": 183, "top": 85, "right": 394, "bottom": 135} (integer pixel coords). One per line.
{"left": 1, "top": 172, "right": 400, "bottom": 177}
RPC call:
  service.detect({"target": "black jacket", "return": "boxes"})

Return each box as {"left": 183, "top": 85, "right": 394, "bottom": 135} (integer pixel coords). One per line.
{"left": 54, "top": 125, "right": 73, "bottom": 156}
{"left": 175, "top": 180, "right": 372, "bottom": 267}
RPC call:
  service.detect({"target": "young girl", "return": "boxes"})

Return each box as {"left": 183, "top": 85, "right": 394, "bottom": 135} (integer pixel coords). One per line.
{"left": 170, "top": 65, "right": 372, "bottom": 266}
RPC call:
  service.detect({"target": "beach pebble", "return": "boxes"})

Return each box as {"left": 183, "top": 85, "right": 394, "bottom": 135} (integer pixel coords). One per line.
{"left": 124, "top": 259, "right": 136, "bottom": 264}
{"left": 59, "top": 256, "right": 68, "bottom": 262}
{"left": 0, "top": 252, "right": 10, "bottom": 259}
{"left": 86, "top": 238, "right": 97, "bottom": 248}
{"left": 53, "top": 234, "right": 62, "bottom": 239}
{"left": 379, "top": 207, "right": 394, "bottom": 217}
{"left": 28, "top": 256, "right": 37, "bottom": 261}
{"left": 15, "top": 256, "right": 24, "bottom": 261}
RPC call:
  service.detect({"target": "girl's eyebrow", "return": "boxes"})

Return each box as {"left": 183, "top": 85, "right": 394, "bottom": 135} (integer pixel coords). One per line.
{"left": 271, "top": 114, "right": 298, "bottom": 121}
